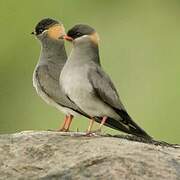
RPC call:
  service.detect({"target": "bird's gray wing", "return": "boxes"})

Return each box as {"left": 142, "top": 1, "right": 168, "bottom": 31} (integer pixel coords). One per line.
{"left": 35, "top": 64, "right": 88, "bottom": 117}
{"left": 88, "top": 64, "right": 125, "bottom": 111}
{"left": 88, "top": 64, "right": 152, "bottom": 139}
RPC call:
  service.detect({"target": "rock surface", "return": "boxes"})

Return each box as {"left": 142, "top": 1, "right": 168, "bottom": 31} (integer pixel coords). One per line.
{"left": 0, "top": 131, "right": 179, "bottom": 180}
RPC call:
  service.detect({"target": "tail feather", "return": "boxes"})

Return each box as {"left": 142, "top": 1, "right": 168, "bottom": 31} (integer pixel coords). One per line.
{"left": 95, "top": 110, "right": 152, "bottom": 140}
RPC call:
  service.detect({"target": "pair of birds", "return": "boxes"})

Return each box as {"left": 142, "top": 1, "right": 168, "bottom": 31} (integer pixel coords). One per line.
{"left": 32, "top": 18, "right": 152, "bottom": 139}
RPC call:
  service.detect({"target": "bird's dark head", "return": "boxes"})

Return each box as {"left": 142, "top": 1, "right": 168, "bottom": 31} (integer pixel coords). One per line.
{"left": 64, "top": 24, "right": 99, "bottom": 45}
{"left": 32, "top": 18, "right": 65, "bottom": 40}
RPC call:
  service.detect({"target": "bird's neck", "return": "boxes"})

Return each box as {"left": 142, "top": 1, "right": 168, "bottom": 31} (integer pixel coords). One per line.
{"left": 71, "top": 41, "right": 101, "bottom": 65}
{"left": 38, "top": 38, "right": 67, "bottom": 66}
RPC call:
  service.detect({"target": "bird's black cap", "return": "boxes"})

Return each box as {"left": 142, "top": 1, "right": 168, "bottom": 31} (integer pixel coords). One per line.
{"left": 67, "top": 24, "right": 95, "bottom": 39}
{"left": 34, "top": 18, "right": 59, "bottom": 35}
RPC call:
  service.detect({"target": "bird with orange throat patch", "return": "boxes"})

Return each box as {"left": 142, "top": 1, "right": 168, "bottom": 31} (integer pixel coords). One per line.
{"left": 32, "top": 19, "right": 91, "bottom": 131}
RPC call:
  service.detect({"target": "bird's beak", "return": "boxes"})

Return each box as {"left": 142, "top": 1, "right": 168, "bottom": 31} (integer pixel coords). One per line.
{"left": 63, "top": 35, "right": 73, "bottom": 41}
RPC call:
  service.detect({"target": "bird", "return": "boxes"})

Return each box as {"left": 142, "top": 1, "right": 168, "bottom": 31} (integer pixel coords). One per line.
{"left": 32, "top": 18, "right": 90, "bottom": 131}
{"left": 60, "top": 24, "right": 152, "bottom": 139}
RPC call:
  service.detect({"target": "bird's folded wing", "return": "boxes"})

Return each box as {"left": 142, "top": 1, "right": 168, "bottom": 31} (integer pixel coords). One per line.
{"left": 88, "top": 64, "right": 152, "bottom": 139}
{"left": 36, "top": 65, "right": 88, "bottom": 116}
{"left": 87, "top": 65, "right": 125, "bottom": 111}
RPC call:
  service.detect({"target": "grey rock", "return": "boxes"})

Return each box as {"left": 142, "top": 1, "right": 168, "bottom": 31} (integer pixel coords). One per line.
{"left": 0, "top": 131, "right": 179, "bottom": 180}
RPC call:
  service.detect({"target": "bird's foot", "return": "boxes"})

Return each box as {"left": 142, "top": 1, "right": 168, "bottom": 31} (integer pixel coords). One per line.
{"left": 85, "top": 131, "right": 97, "bottom": 137}
{"left": 47, "top": 128, "right": 70, "bottom": 132}
{"left": 85, "top": 129, "right": 102, "bottom": 136}
{"left": 57, "top": 128, "right": 70, "bottom": 132}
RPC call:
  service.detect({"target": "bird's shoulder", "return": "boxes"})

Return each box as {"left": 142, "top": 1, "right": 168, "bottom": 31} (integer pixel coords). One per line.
{"left": 87, "top": 63, "right": 125, "bottom": 110}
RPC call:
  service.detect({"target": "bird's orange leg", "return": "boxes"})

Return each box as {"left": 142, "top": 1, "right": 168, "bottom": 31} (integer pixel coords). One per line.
{"left": 64, "top": 114, "right": 73, "bottom": 132}
{"left": 86, "top": 118, "right": 95, "bottom": 135}
{"left": 58, "top": 115, "right": 69, "bottom": 131}
{"left": 98, "top": 116, "right": 108, "bottom": 130}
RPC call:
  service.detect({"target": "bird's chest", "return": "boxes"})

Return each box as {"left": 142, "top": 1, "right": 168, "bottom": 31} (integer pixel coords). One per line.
{"left": 61, "top": 65, "right": 92, "bottom": 98}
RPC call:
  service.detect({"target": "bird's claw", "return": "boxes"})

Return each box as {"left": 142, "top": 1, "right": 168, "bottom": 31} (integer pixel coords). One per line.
{"left": 85, "top": 132, "right": 96, "bottom": 137}
{"left": 85, "top": 128, "right": 102, "bottom": 136}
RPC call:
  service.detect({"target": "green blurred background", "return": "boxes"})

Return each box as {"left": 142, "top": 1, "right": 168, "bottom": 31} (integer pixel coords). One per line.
{"left": 0, "top": 0, "right": 180, "bottom": 143}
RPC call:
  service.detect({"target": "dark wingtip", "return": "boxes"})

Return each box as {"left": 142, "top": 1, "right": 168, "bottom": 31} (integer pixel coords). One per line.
{"left": 94, "top": 110, "right": 152, "bottom": 140}
{"left": 108, "top": 117, "right": 152, "bottom": 140}
{"left": 116, "top": 110, "right": 153, "bottom": 140}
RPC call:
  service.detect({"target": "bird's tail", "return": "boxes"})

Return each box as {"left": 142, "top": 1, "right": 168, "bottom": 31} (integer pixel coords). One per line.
{"left": 96, "top": 110, "right": 152, "bottom": 140}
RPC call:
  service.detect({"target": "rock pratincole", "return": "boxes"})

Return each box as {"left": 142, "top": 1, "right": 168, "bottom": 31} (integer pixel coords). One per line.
{"left": 61, "top": 24, "right": 152, "bottom": 139}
